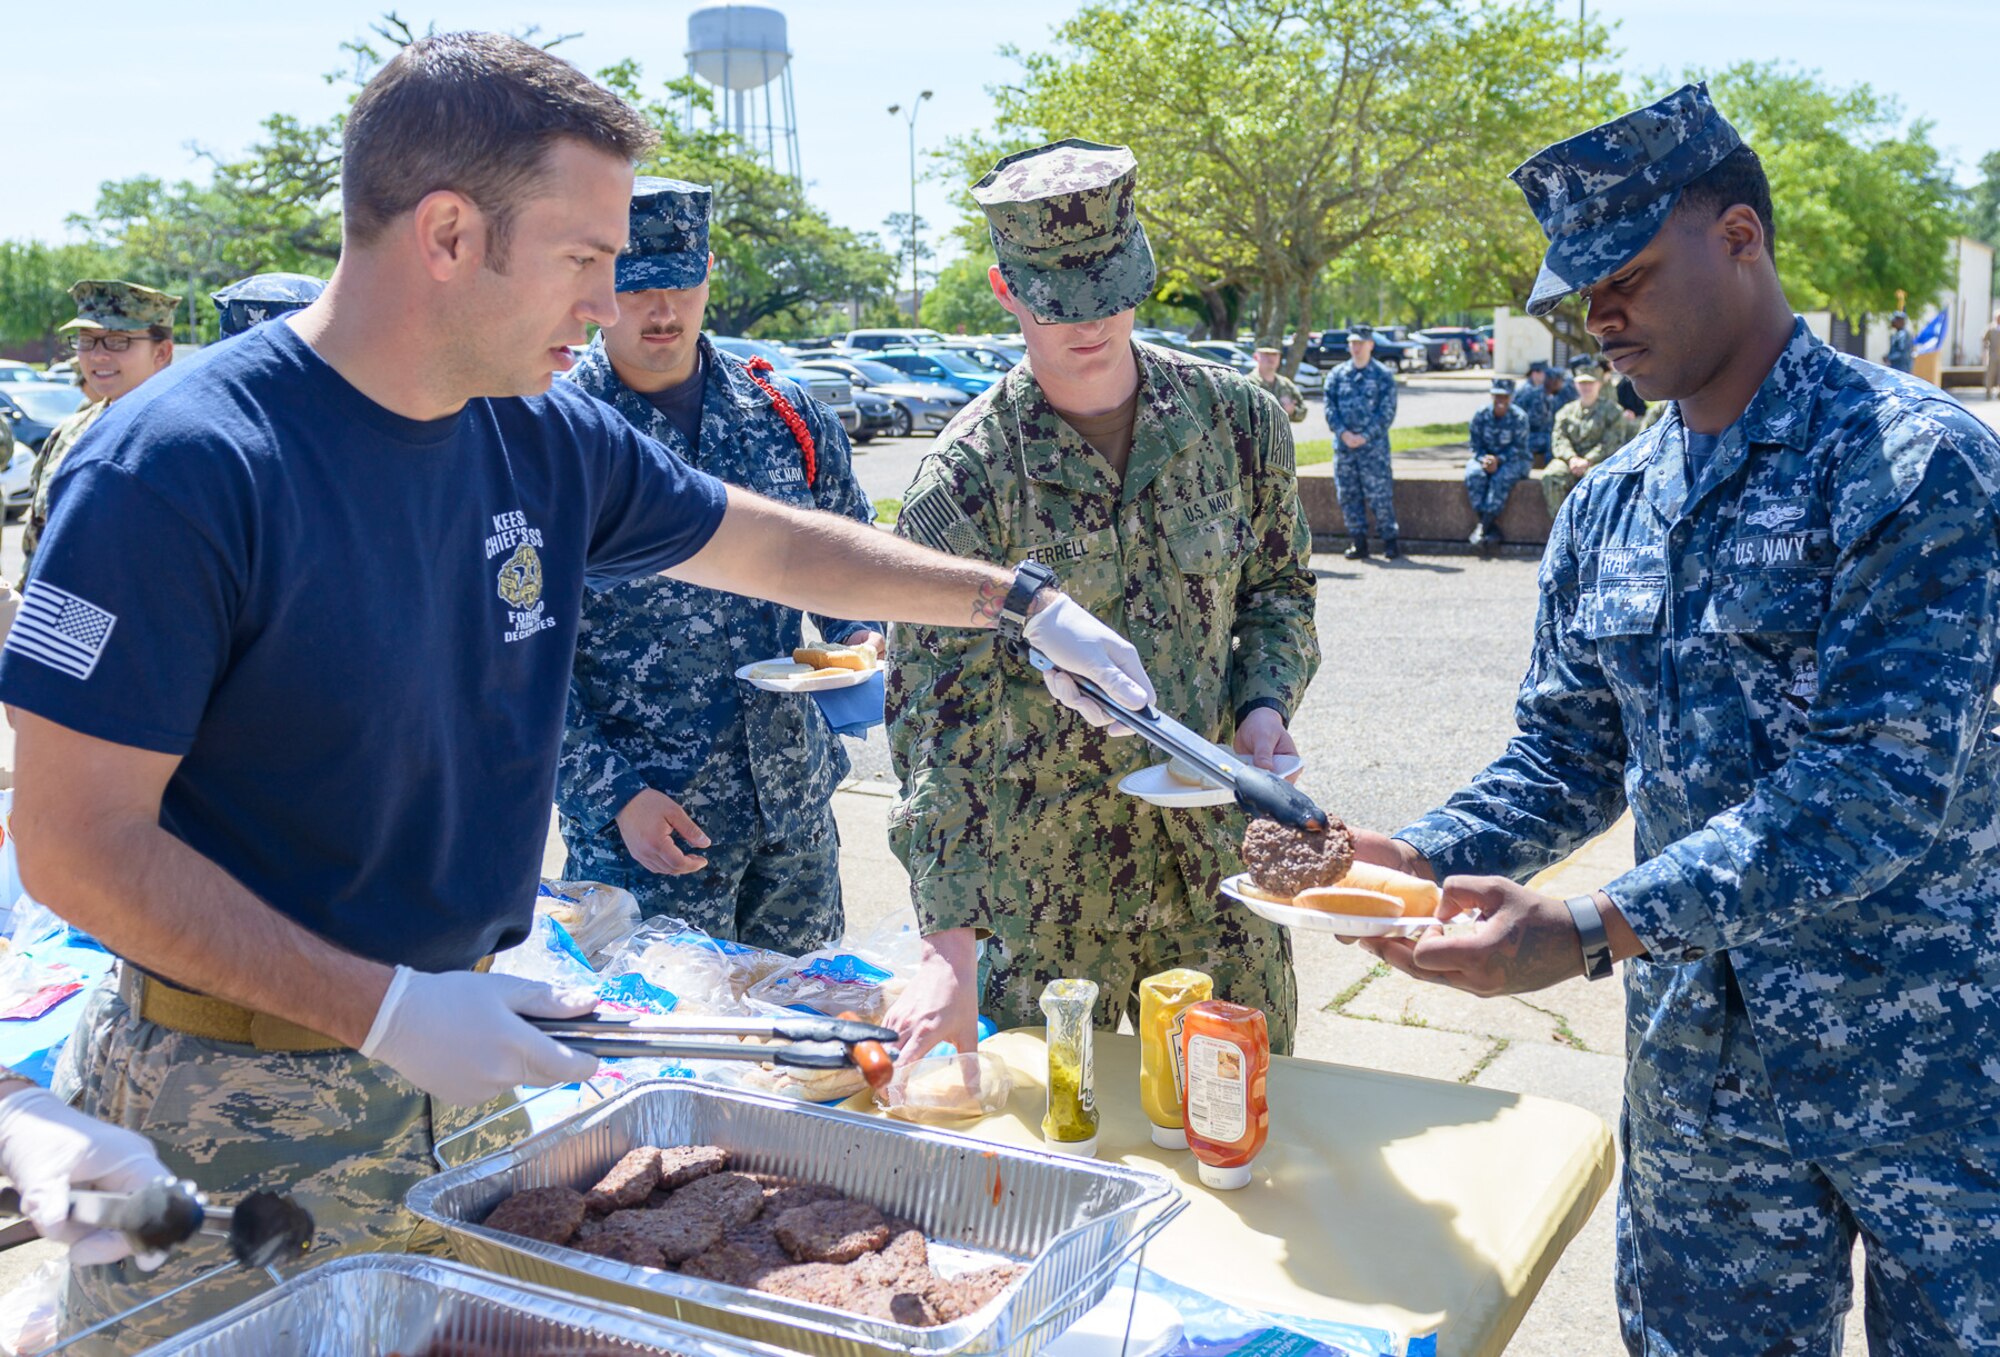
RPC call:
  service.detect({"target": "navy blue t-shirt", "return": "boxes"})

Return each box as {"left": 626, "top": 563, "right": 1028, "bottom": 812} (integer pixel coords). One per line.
{"left": 0, "top": 322, "right": 730, "bottom": 970}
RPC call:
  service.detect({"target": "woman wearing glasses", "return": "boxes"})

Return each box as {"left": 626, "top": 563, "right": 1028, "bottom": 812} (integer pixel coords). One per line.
{"left": 21, "top": 280, "right": 180, "bottom": 573}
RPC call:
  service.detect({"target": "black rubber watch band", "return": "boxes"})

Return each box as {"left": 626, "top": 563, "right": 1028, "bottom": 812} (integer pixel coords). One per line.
{"left": 1565, "top": 893, "right": 1616, "bottom": 981}
{"left": 998, "top": 560, "right": 1058, "bottom": 644}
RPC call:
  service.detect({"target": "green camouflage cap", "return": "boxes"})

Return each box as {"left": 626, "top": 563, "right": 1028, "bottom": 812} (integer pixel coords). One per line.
{"left": 972, "top": 139, "right": 1156, "bottom": 325}
{"left": 59, "top": 279, "right": 182, "bottom": 333}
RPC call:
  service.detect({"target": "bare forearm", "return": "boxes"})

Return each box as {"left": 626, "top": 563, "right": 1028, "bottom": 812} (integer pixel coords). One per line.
{"left": 13, "top": 813, "right": 390, "bottom": 1047}
{"left": 673, "top": 488, "right": 1012, "bottom": 628}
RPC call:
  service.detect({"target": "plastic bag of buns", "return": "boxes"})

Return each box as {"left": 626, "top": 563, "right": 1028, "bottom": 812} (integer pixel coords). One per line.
{"left": 535, "top": 879, "right": 641, "bottom": 968}
{"left": 600, "top": 916, "right": 789, "bottom": 1009}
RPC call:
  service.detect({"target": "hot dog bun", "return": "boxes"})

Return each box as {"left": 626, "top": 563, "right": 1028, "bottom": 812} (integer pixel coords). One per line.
{"left": 793, "top": 645, "right": 873, "bottom": 672}
{"left": 1338, "top": 861, "right": 1442, "bottom": 917}
{"left": 1291, "top": 886, "right": 1405, "bottom": 918}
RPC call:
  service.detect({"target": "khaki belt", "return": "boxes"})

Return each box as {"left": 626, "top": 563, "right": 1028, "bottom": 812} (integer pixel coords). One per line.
{"left": 120, "top": 957, "right": 494, "bottom": 1054}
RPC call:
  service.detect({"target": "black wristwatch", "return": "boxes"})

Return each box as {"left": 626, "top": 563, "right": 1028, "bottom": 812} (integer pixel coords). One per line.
{"left": 997, "top": 560, "right": 1059, "bottom": 645}
{"left": 1565, "top": 893, "right": 1616, "bottom": 981}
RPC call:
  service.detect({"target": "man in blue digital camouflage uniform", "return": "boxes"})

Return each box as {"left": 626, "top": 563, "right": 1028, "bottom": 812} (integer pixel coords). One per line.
{"left": 1463, "top": 376, "right": 1531, "bottom": 558}
{"left": 1323, "top": 324, "right": 1399, "bottom": 560}
{"left": 1512, "top": 362, "right": 1574, "bottom": 469}
{"left": 1354, "top": 83, "right": 2000, "bottom": 1350}
{"left": 557, "top": 178, "right": 881, "bottom": 951}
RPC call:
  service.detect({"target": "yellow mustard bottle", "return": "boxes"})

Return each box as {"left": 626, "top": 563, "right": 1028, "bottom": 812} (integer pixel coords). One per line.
{"left": 1139, "top": 969, "right": 1213, "bottom": 1149}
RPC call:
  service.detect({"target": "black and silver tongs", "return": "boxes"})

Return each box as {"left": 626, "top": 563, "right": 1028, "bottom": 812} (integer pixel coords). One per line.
{"left": 527, "top": 1013, "right": 901, "bottom": 1070}
{"left": 0, "top": 1180, "right": 314, "bottom": 1269}
{"left": 1029, "top": 648, "right": 1330, "bottom": 831}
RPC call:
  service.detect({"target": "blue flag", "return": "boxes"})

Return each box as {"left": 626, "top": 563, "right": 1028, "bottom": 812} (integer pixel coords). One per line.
{"left": 1913, "top": 309, "right": 1948, "bottom": 355}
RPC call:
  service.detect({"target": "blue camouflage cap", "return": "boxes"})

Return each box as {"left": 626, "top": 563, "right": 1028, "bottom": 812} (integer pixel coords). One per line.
{"left": 618, "top": 177, "right": 712, "bottom": 293}
{"left": 1489, "top": 377, "right": 1515, "bottom": 396}
{"left": 1347, "top": 324, "right": 1376, "bottom": 345}
{"left": 1510, "top": 82, "right": 1744, "bottom": 317}
{"left": 211, "top": 273, "right": 325, "bottom": 338}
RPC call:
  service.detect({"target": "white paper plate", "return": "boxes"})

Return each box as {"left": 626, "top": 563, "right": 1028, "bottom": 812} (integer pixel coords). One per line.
{"left": 1220, "top": 873, "right": 1481, "bottom": 937}
{"left": 734, "top": 658, "right": 878, "bottom": 693}
{"left": 1117, "top": 755, "right": 1304, "bottom": 807}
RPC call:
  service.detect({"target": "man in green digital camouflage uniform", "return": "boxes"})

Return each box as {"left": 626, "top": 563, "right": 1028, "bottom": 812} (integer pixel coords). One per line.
{"left": 22, "top": 280, "right": 178, "bottom": 571}
{"left": 884, "top": 140, "right": 1320, "bottom": 1058}
{"left": 1252, "top": 347, "right": 1307, "bottom": 424}
{"left": 1539, "top": 355, "right": 1628, "bottom": 516}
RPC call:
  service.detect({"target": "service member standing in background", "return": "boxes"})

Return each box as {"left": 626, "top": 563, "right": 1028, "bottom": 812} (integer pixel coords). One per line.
{"left": 1251, "top": 346, "right": 1306, "bottom": 424}
{"left": 1356, "top": 84, "right": 2000, "bottom": 1350}
{"left": 211, "top": 273, "right": 326, "bottom": 340}
{"left": 1511, "top": 361, "right": 1574, "bottom": 469}
{"left": 558, "top": 178, "right": 881, "bottom": 951}
{"left": 1322, "top": 324, "right": 1400, "bottom": 560}
{"left": 21, "top": 281, "right": 179, "bottom": 573}
{"left": 1540, "top": 356, "right": 1627, "bottom": 516}
{"left": 1463, "top": 376, "right": 1531, "bottom": 556}
{"left": 885, "top": 140, "right": 1318, "bottom": 1061}
{"left": 1884, "top": 309, "right": 1914, "bottom": 373}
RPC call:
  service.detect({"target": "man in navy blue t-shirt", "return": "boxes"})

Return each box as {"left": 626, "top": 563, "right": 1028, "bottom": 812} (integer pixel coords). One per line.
{"left": 0, "top": 34, "right": 1157, "bottom": 1345}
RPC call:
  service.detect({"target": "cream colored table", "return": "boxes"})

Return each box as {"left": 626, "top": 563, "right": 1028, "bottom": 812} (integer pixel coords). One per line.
{"left": 856, "top": 1029, "right": 1614, "bottom": 1357}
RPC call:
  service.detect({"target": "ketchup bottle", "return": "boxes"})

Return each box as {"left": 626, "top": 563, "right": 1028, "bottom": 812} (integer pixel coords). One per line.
{"left": 1178, "top": 1000, "right": 1269, "bottom": 1190}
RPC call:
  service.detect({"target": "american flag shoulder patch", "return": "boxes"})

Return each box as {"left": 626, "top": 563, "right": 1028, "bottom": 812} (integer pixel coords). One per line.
{"left": 898, "top": 486, "right": 986, "bottom": 558}
{"left": 5, "top": 582, "right": 118, "bottom": 680}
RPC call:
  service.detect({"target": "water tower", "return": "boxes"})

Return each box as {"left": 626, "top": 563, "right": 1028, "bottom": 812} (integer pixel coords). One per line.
{"left": 686, "top": 5, "right": 802, "bottom": 186}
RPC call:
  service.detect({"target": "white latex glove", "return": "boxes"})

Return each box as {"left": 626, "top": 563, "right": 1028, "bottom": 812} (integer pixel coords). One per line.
{"left": 0, "top": 1086, "right": 172, "bottom": 1267}
{"left": 360, "top": 968, "right": 599, "bottom": 1108}
{"left": 1021, "top": 592, "right": 1156, "bottom": 734}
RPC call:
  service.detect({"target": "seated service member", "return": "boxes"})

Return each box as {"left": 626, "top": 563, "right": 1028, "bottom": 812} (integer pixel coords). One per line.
{"left": 1463, "top": 377, "right": 1531, "bottom": 556}
{"left": 558, "top": 178, "right": 880, "bottom": 952}
{"left": 885, "top": 140, "right": 1319, "bottom": 1060}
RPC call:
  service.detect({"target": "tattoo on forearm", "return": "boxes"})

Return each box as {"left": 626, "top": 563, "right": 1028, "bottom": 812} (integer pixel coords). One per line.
{"left": 971, "top": 576, "right": 1009, "bottom": 625}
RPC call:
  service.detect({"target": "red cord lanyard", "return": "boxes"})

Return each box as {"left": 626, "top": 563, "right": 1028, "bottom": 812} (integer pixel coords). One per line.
{"left": 744, "top": 357, "right": 818, "bottom": 487}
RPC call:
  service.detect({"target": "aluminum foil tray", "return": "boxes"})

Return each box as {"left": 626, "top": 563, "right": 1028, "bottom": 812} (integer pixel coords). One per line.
{"left": 406, "top": 1080, "right": 1183, "bottom": 1357}
{"left": 139, "top": 1253, "right": 800, "bottom": 1355}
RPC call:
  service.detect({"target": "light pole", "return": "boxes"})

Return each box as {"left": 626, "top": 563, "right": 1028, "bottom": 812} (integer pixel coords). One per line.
{"left": 888, "top": 90, "right": 932, "bottom": 319}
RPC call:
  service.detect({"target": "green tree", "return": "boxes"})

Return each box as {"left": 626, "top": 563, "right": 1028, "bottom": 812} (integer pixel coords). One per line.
{"left": 920, "top": 256, "right": 1013, "bottom": 334}
{"left": 967, "top": 0, "right": 1615, "bottom": 373}
{"left": 0, "top": 240, "right": 123, "bottom": 357}
{"left": 598, "top": 62, "right": 898, "bottom": 337}
{"left": 1643, "top": 63, "right": 1958, "bottom": 321}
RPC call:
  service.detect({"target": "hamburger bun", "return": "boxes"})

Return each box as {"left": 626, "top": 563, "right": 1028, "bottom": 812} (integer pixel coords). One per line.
{"left": 1165, "top": 756, "right": 1220, "bottom": 789}
{"left": 1338, "top": 861, "right": 1442, "bottom": 917}
{"left": 1234, "top": 878, "right": 1297, "bottom": 906}
{"left": 793, "top": 645, "right": 873, "bottom": 673}
{"left": 1291, "top": 886, "right": 1406, "bottom": 918}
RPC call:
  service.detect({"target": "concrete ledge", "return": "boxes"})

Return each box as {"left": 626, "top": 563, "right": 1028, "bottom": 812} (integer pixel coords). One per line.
{"left": 1300, "top": 454, "right": 1556, "bottom": 548}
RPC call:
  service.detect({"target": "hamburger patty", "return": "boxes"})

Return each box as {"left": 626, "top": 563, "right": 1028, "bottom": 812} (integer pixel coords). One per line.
{"left": 775, "top": 1198, "right": 893, "bottom": 1264}
{"left": 1241, "top": 817, "right": 1355, "bottom": 897}
{"left": 481, "top": 1187, "right": 588, "bottom": 1246}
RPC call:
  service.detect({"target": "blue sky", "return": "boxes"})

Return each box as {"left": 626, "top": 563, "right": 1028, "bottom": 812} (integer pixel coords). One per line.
{"left": 4, "top": 1, "right": 1995, "bottom": 264}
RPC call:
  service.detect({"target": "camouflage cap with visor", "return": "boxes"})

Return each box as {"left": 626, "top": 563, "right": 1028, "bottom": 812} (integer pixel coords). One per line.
{"left": 972, "top": 139, "right": 1156, "bottom": 324}
{"left": 618, "top": 177, "right": 712, "bottom": 293}
{"left": 59, "top": 279, "right": 182, "bottom": 334}
{"left": 1510, "top": 82, "right": 1743, "bottom": 317}
{"left": 212, "top": 272, "right": 326, "bottom": 339}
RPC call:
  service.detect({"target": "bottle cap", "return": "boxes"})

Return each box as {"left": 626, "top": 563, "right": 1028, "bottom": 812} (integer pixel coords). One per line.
{"left": 1149, "top": 1124, "right": 1188, "bottom": 1150}
{"left": 1045, "top": 1133, "right": 1098, "bottom": 1159}
{"left": 1197, "top": 1159, "right": 1252, "bottom": 1190}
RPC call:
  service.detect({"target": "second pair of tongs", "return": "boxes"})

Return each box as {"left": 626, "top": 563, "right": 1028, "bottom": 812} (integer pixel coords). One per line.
{"left": 528, "top": 1012, "right": 899, "bottom": 1072}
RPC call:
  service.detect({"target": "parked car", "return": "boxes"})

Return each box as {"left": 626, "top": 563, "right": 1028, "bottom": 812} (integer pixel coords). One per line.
{"left": 842, "top": 327, "right": 947, "bottom": 352}
{"left": 1411, "top": 326, "right": 1488, "bottom": 367}
{"left": 938, "top": 341, "right": 1023, "bottom": 374}
{"left": 0, "top": 360, "right": 41, "bottom": 384}
{"left": 1316, "top": 328, "right": 1425, "bottom": 372}
{"left": 793, "top": 356, "right": 967, "bottom": 437}
{"left": 1, "top": 443, "right": 33, "bottom": 519}
{"left": 870, "top": 348, "right": 999, "bottom": 397}
{"left": 710, "top": 335, "right": 861, "bottom": 436}
{"left": 851, "top": 388, "right": 898, "bottom": 443}
{"left": 1190, "top": 341, "right": 1254, "bottom": 373}
{"left": 0, "top": 382, "right": 87, "bottom": 451}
